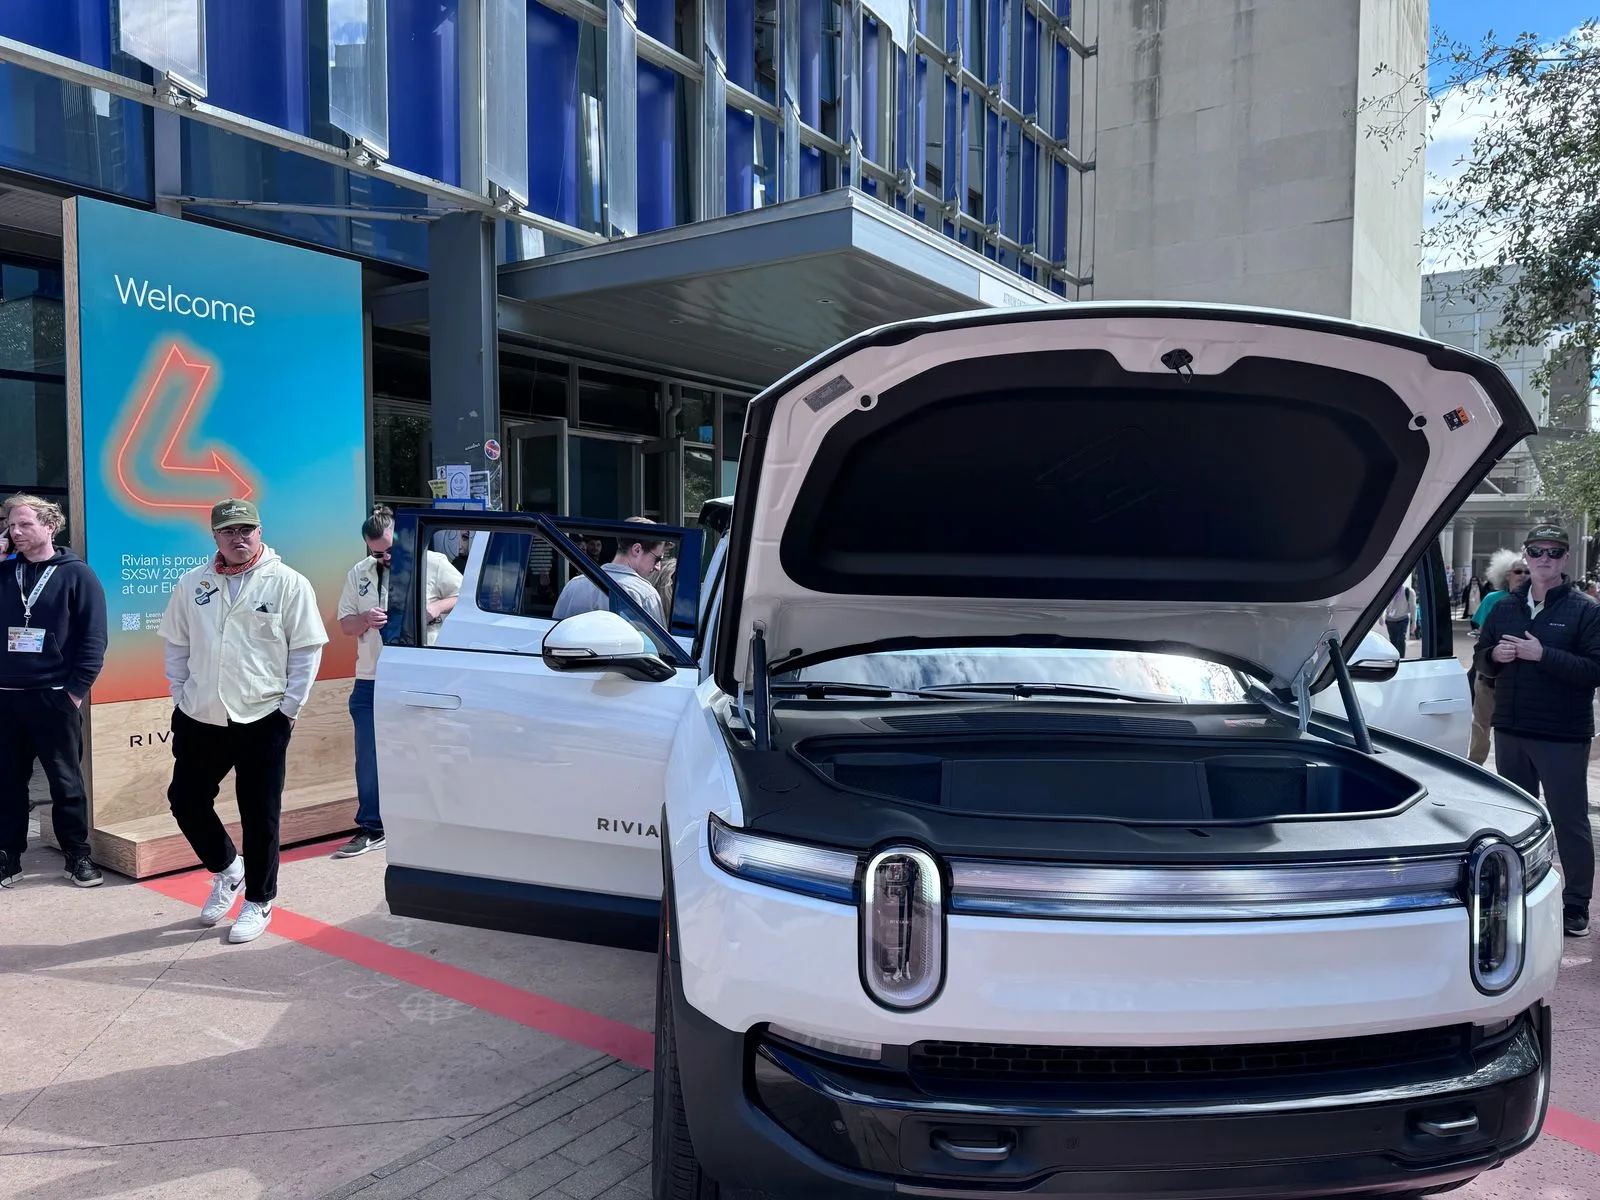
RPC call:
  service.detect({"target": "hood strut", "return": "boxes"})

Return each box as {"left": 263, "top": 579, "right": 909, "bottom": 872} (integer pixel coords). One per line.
{"left": 750, "top": 625, "right": 772, "bottom": 751}
{"left": 1326, "top": 631, "right": 1374, "bottom": 755}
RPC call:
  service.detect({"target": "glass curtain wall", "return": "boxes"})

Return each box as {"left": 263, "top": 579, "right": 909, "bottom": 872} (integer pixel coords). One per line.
{"left": 0, "top": 254, "right": 70, "bottom": 531}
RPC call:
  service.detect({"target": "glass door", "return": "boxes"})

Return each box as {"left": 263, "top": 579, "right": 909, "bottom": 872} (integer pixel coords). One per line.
{"left": 507, "top": 419, "right": 570, "bottom": 514}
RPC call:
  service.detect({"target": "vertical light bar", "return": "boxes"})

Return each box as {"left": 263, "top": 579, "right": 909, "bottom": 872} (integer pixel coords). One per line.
{"left": 608, "top": 0, "right": 640, "bottom": 235}
{"left": 485, "top": 0, "right": 530, "bottom": 203}
{"left": 702, "top": 0, "right": 729, "bottom": 218}
{"left": 842, "top": 0, "right": 863, "bottom": 187}
{"left": 328, "top": 0, "right": 390, "bottom": 158}
{"left": 118, "top": 0, "right": 207, "bottom": 95}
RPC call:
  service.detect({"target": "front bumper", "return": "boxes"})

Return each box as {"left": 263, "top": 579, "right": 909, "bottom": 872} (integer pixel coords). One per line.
{"left": 670, "top": 958, "right": 1551, "bottom": 1200}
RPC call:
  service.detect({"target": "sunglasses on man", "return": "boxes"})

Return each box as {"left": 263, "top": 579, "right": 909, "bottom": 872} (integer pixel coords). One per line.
{"left": 1523, "top": 546, "right": 1567, "bottom": 560}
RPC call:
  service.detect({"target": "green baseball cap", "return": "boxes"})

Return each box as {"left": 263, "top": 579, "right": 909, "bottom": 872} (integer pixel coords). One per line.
{"left": 1524, "top": 522, "right": 1569, "bottom": 548}
{"left": 211, "top": 498, "right": 260, "bottom": 530}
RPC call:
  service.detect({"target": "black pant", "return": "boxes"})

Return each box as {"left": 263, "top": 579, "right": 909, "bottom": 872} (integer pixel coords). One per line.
{"left": 1386, "top": 619, "right": 1409, "bottom": 654}
{"left": 1494, "top": 730, "right": 1594, "bottom": 911}
{"left": 0, "top": 688, "right": 91, "bottom": 863}
{"left": 167, "top": 706, "right": 291, "bottom": 904}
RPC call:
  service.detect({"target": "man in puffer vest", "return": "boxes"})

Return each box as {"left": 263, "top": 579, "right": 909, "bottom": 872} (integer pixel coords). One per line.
{"left": 1474, "top": 523, "right": 1600, "bottom": 938}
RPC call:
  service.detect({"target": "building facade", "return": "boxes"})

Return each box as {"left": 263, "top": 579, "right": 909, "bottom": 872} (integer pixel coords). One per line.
{"left": 1422, "top": 268, "right": 1597, "bottom": 589}
{"left": 0, "top": 0, "right": 1431, "bottom": 531}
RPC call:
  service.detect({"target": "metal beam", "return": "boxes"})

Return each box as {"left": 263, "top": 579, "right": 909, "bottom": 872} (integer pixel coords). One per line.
{"left": 0, "top": 32, "right": 605, "bottom": 247}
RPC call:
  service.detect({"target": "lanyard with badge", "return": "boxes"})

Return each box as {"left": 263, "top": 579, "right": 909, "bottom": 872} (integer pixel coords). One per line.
{"left": 7, "top": 562, "right": 56, "bottom": 653}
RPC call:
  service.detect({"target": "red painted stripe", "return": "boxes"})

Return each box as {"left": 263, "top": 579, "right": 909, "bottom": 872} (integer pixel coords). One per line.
{"left": 140, "top": 869, "right": 655, "bottom": 1070}
{"left": 141, "top": 849, "right": 1600, "bottom": 1161}
{"left": 1545, "top": 1105, "right": 1600, "bottom": 1157}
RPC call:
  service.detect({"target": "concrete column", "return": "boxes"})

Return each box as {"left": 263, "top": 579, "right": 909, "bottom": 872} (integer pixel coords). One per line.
{"left": 1453, "top": 517, "right": 1475, "bottom": 586}
{"left": 427, "top": 212, "right": 503, "bottom": 509}
{"left": 1438, "top": 522, "right": 1455, "bottom": 595}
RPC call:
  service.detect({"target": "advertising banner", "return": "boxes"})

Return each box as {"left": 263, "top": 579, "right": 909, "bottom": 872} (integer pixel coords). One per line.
{"left": 64, "top": 197, "right": 366, "bottom": 876}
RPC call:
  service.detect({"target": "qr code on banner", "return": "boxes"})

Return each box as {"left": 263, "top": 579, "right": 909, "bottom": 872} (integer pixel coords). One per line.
{"left": 120, "top": 612, "right": 140, "bottom": 632}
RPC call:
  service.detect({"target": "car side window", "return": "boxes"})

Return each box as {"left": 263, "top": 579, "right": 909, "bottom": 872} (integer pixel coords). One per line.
{"left": 475, "top": 525, "right": 689, "bottom": 659}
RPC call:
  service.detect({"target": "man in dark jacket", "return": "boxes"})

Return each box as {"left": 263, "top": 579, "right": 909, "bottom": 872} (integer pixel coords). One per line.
{"left": 1474, "top": 523, "right": 1600, "bottom": 938}
{"left": 0, "top": 495, "right": 108, "bottom": 888}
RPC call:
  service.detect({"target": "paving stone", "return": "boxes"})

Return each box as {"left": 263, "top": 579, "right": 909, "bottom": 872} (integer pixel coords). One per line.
{"left": 555, "top": 1117, "right": 639, "bottom": 1166}
{"left": 425, "top": 1120, "right": 526, "bottom": 1171}
{"left": 557, "top": 1063, "right": 643, "bottom": 1105}
{"left": 454, "top": 1100, "right": 528, "bottom": 1138}
{"left": 344, "top": 1160, "right": 450, "bottom": 1200}
{"left": 374, "top": 1137, "right": 459, "bottom": 1179}
{"left": 499, "top": 1092, "right": 588, "bottom": 1137}
{"left": 615, "top": 1074, "right": 654, "bottom": 1102}
{"left": 413, "top": 1157, "right": 512, "bottom": 1200}
{"left": 617, "top": 1101, "right": 654, "bottom": 1130}
{"left": 483, "top": 1153, "right": 582, "bottom": 1200}
{"left": 593, "top": 1165, "right": 652, "bottom": 1200}
{"left": 553, "top": 1148, "right": 648, "bottom": 1199}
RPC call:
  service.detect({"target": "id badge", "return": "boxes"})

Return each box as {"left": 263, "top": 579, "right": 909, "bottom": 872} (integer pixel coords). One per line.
{"left": 7, "top": 626, "right": 45, "bottom": 653}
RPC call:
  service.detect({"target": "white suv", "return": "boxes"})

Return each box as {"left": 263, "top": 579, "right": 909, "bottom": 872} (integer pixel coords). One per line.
{"left": 377, "top": 303, "right": 1560, "bottom": 1199}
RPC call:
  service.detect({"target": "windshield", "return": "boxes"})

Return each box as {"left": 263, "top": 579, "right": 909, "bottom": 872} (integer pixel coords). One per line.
{"left": 779, "top": 647, "right": 1251, "bottom": 704}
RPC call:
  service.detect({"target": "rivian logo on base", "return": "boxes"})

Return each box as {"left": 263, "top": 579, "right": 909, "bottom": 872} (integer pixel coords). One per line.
{"left": 597, "top": 818, "right": 660, "bottom": 839}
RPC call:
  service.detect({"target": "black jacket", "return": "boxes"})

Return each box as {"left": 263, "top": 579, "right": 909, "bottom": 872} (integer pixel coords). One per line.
{"left": 1473, "top": 578, "right": 1600, "bottom": 743}
{"left": 0, "top": 549, "right": 108, "bottom": 695}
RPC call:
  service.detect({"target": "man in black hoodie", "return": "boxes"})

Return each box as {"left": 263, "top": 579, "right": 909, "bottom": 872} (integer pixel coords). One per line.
{"left": 1474, "top": 523, "right": 1600, "bottom": 938}
{"left": 0, "top": 495, "right": 108, "bottom": 888}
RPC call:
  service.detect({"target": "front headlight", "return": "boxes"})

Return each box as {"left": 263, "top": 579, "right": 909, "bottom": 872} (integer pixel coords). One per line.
{"left": 1468, "top": 838, "right": 1527, "bottom": 996}
{"left": 1516, "top": 825, "right": 1556, "bottom": 890}
{"left": 860, "top": 847, "right": 945, "bottom": 1011}
{"left": 707, "top": 813, "right": 858, "bottom": 902}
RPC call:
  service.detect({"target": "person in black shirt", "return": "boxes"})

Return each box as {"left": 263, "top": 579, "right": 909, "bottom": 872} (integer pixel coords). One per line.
{"left": 0, "top": 496, "right": 108, "bottom": 888}
{"left": 1474, "top": 523, "right": 1600, "bottom": 938}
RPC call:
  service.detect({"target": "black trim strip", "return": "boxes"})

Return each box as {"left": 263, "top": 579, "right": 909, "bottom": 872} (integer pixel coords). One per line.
{"left": 385, "top": 864, "right": 659, "bottom": 953}
{"left": 713, "top": 304, "right": 1537, "bottom": 698}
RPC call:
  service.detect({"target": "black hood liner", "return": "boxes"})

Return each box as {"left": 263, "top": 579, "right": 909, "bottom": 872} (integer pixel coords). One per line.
{"left": 778, "top": 349, "right": 1427, "bottom": 604}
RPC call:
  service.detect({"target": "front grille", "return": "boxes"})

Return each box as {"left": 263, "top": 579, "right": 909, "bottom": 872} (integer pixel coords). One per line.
{"left": 908, "top": 1026, "right": 1470, "bottom": 1085}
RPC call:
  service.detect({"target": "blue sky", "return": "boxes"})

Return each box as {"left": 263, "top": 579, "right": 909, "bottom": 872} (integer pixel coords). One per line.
{"left": 1430, "top": 0, "right": 1595, "bottom": 88}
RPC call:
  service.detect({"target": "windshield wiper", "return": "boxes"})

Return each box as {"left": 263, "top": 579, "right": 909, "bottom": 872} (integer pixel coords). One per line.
{"left": 918, "top": 682, "right": 1184, "bottom": 704}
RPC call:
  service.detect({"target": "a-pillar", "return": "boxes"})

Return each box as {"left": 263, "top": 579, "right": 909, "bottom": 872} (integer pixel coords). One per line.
{"left": 1453, "top": 517, "right": 1475, "bottom": 588}
{"left": 428, "top": 212, "right": 503, "bottom": 509}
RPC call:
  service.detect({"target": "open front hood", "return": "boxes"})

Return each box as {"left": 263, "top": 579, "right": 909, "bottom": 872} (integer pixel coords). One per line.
{"left": 713, "top": 304, "right": 1534, "bottom": 695}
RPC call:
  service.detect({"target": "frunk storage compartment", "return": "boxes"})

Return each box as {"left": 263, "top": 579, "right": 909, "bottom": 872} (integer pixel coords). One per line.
{"left": 802, "top": 739, "right": 1418, "bottom": 823}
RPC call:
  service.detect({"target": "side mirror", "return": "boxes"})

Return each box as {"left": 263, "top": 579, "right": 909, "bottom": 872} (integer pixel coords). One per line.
{"left": 1348, "top": 628, "right": 1402, "bottom": 682}
{"left": 542, "top": 610, "right": 676, "bottom": 683}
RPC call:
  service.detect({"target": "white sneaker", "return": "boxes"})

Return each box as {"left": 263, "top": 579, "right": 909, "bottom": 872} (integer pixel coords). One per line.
{"left": 199, "top": 858, "right": 245, "bottom": 925}
{"left": 228, "top": 901, "right": 273, "bottom": 944}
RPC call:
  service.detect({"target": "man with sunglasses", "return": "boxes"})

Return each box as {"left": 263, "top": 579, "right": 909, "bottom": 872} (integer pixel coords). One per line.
{"left": 160, "top": 499, "right": 328, "bottom": 943}
{"left": 333, "top": 504, "right": 461, "bottom": 859}
{"left": 1474, "top": 523, "right": 1600, "bottom": 937}
{"left": 551, "top": 517, "right": 668, "bottom": 629}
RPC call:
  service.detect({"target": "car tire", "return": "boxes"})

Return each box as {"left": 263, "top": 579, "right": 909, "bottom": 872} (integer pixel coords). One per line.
{"left": 653, "top": 912, "right": 721, "bottom": 1200}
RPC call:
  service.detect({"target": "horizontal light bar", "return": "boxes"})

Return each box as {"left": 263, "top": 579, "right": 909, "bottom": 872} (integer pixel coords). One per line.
{"left": 708, "top": 814, "right": 858, "bottom": 903}
{"left": 948, "top": 856, "right": 1466, "bottom": 921}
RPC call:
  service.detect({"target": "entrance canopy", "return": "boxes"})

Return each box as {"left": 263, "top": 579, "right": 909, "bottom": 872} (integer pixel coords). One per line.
{"left": 371, "top": 188, "right": 1062, "bottom": 389}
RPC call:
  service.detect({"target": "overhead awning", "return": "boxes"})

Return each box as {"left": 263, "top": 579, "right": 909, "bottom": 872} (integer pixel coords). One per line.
{"left": 371, "top": 188, "right": 1063, "bottom": 389}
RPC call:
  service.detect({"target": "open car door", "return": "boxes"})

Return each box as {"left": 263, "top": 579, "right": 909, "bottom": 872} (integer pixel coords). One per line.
{"left": 1314, "top": 539, "right": 1471, "bottom": 756}
{"left": 373, "top": 510, "right": 704, "bottom": 951}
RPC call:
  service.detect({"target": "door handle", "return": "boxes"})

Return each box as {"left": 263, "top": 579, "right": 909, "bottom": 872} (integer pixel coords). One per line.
{"left": 400, "top": 691, "right": 462, "bottom": 710}
{"left": 1418, "top": 698, "right": 1469, "bottom": 715}
{"left": 930, "top": 1131, "right": 1015, "bottom": 1162}
{"left": 1417, "top": 1112, "right": 1478, "bottom": 1137}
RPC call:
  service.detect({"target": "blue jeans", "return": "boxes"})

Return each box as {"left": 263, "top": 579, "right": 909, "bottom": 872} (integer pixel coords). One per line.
{"left": 349, "top": 679, "right": 382, "bottom": 836}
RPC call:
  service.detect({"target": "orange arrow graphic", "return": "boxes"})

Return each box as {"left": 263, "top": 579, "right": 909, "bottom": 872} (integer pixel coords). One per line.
{"left": 111, "top": 339, "right": 258, "bottom": 514}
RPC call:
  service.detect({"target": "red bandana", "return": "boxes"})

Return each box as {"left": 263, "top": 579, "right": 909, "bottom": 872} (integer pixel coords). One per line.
{"left": 214, "top": 546, "right": 264, "bottom": 577}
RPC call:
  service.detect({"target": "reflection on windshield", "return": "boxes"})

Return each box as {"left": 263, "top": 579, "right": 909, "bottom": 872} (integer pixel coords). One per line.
{"left": 782, "top": 648, "right": 1249, "bottom": 704}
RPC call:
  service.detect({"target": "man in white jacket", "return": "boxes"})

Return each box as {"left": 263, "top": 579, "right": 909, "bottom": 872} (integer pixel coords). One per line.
{"left": 159, "top": 499, "right": 328, "bottom": 943}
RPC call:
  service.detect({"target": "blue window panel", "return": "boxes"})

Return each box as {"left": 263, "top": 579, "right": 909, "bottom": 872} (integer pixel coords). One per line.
{"left": 1049, "top": 156, "right": 1067, "bottom": 262}
{"left": 0, "top": 64, "right": 152, "bottom": 199}
{"left": 1021, "top": 10, "right": 1037, "bottom": 115}
{"left": 637, "top": 0, "right": 673, "bottom": 40}
{"left": 527, "top": 3, "right": 580, "bottom": 228}
{"left": 205, "top": 0, "right": 311, "bottom": 135}
{"left": 799, "top": 0, "right": 823, "bottom": 196}
{"left": 859, "top": 16, "right": 879, "bottom": 197}
{"left": 725, "top": 0, "right": 755, "bottom": 212}
{"left": 182, "top": 117, "right": 429, "bottom": 268}
{"left": 985, "top": 0, "right": 1003, "bottom": 87}
{"left": 387, "top": 0, "right": 460, "bottom": 186}
{"left": 637, "top": 62, "right": 677, "bottom": 230}
{"left": 913, "top": 50, "right": 926, "bottom": 185}
{"left": 0, "top": 1, "right": 113, "bottom": 69}
{"left": 984, "top": 105, "right": 999, "bottom": 226}
{"left": 726, "top": 0, "right": 754, "bottom": 88}
{"left": 1052, "top": 36, "right": 1069, "bottom": 140}
{"left": 941, "top": 71, "right": 957, "bottom": 236}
